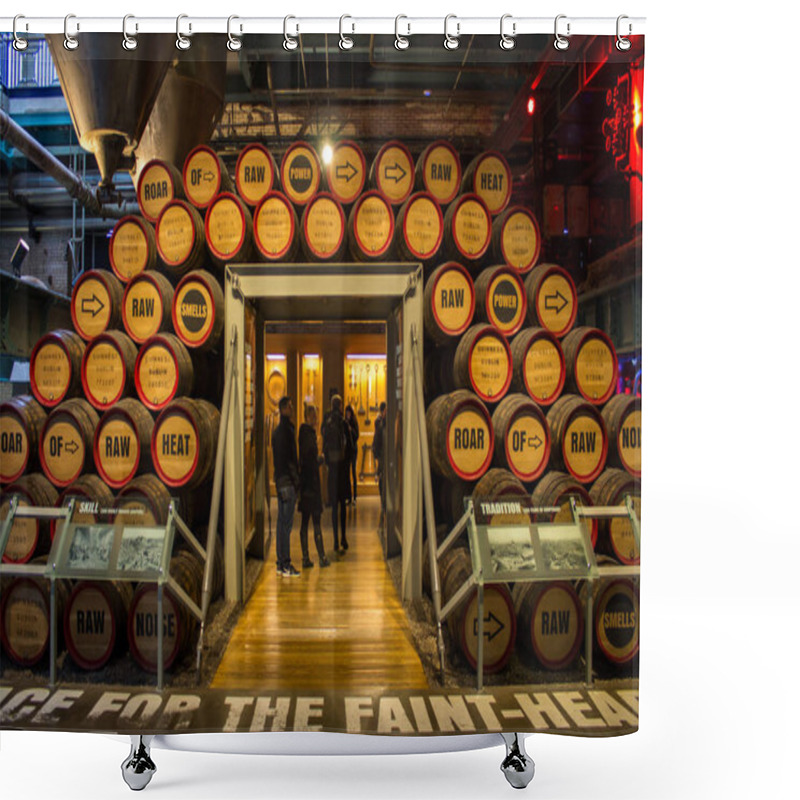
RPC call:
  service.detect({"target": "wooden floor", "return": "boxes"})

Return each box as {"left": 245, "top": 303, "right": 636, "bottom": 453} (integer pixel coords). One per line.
{"left": 211, "top": 497, "right": 429, "bottom": 691}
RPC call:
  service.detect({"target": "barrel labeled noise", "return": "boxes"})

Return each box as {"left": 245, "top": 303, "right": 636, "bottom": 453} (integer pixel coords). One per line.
{"left": 426, "top": 390, "right": 494, "bottom": 482}
{"left": 281, "top": 142, "right": 322, "bottom": 206}
{"left": 123, "top": 271, "right": 174, "bottom": 344}
{"left": 396, "top": 192, "right": 444, "bottom": 263}
{"left": 590, "top": 468, "right": 641, "bottom": 565}
{"left": 137, "top": 159, "right": 185, "bottom": 223}
{"left": 109, "top": 215, "right": 156, "bottom": 282}
{"left": 301, "top": 193, "right": 347, "bottom": 261}
{"left": 39, "top": 399, "right": 99, "bottom": 488}
{"left": 205, "top": 191, "right": 253, "bottom": 266}
{"left": 461, "top": 151, "right": 512, "bottom": 216}
{"left": 0, "top": 474, "right": 58, "bottom": 563}
{"left": 172, "top": 270, "right": 224, "bottom": 351}
{"left": 492, "top": 206, "right": 541, "bottom": 274}
{"left": 546, "top": 395, "right": 608, "bottom": 484}
{"left": 602, "top": 394, "right": 641, "bottom": 477}
{"left": 235, "top": 143, "right": 278, "bottom": 207}
{"left": 182, "top": 144, "right": 233, "bottom": 210}
{"left": 253, "top": 191, "right": 299, "bottom": 261}
{"left": 0, "top": 395, "right": 46, "bottom": 483}
{"left": 93, "top": 398, "right": 153, "bottom": 489}
{"left": 510, "top": 327, "right": 566, "bottom": 407}
{"left": 593, "top": 578, "right": 639, "bottom": 666}
{"left": 70, "top": 269, "right": 123, "bottom": 341}
{"left": 562, "top": 327, "right": 619, "bottom": 405}
{"left": 114, "top": 473, "right": 172, "bottom": 527}
{"left": 415, "top": 140, "right": 461, "bottom": 206}
{"left": 81, "top": 331, "right": 138, "bottom": 411}
{"left": 444, "top": 193, "right": 492, "bottom": 262}
{"left": 326, "top": 140, "right": 367, "bottom": 206}
{"left": 52, "top": 475, "right": 115, "bottom": 540}
{"left": 155, "top": 199, "right": 206, "bottom": 277}
{"left": 530, "top": 471, "right": 597, "bottom": 548}
{"left": 474, "top": 265, "right": 527, "bottom": 337}
{"left": 423, "top": 262, "right": 475, "bottom": 343}
{"left": 454, "top": 324, "right": 512, "bottom": 404}
{"left": 370, "top": 140, "right": 414, "bottom": 206}
{"left": 492, "top": 394, "right": 551, "bottom": 482}
{"left": 135, "top": 333, "right": 194, "bottom": 411}
{"left": 348, "top": 190, "right": 395, "bottom": 260}
{"left": 30, "top": 330, "right": 85, "bottom": 408}
{"left": 525, "top": 263, "right": 577, "bottom": 338}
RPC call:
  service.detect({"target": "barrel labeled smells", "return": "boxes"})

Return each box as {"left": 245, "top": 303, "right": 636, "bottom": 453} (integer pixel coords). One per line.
{"left": 123, "top": 271, "right": 175, "bottom": 344}
{"left": 474, "top": 265, "right": 527, "bottom": 337}
{"left": 510, "top": 327, "right": 566, "bottom": 407}
{"left": 30, "top": 330, "right": 85, "bottom": 408}
{"left": 1, "top": 474, "right": 58, "bottom": 563}
{"left": 109, "top": 215, "right": 156, "bottom": 282}
{"left": 70, "top": 269, "right": 123, "bottom": 341}
{"left": 0, "top": 396, "right": 46, "bottom": 483}
{"left": 562, "top": 327, "right": 619, "bottom": 405}
{"left": 524, "top": 264, "right": 578, "bottom": 338}
{"left": 301, "top": 193, "right": 347, "bottom": 261}
{"left": 205, "top": 192, "right": 253, "bottom": 266}
{"left": 93, "top": 398, "right": 153, "bottom": 489}
{"left": 546, "top": 394, "right": 608, "bottom": 484}
{"left": 370, "top": 140, "right": 414, "bottom": 206}
{"left": 492, "top": 206, "right": 541, "bottom": 274}
{"left": 415, "top": 140, "right": 461, "bottom": 206}
{"left": 172, "top": 270, "right": 224, "bottom": 351}
{"left": 453, "top": 324, "right": 512, "bottom": 404}
{"left": 396, "top": 192, "right": 444, "bottom": 264}
{"left": 182, "top": 144, "right": 233, "bottom": 210}
{"left": 423, "top": 262, "right": 475, "bottom": 343}
{"left": 235, "top": 143, "right": 278, "bottom": 207}
{"left": 492, "top": 394, "right": 551, "bottom": 483}
{"left": 281, "top": 142, "right": 322, "bottom": 206}
{"left": 137, "top": 159, "right": 185, "bottom": 223}
{"left": 602, "top": 394, "right": 641, "bottom": 477}
{"left": 348, "top": 190, "right": 395, "bottom": 261}
{"left": 444, "top": 193, "right": 492, "bottom": 262}
{"left": 461, "top": 151, "right": 512, "bottom": 216}
{"left": 81, "top": 331, "right": 138, "bottom": 410}
{"left": 592, "top": 578, "right": 640, "bottom": 667}
{"left": 135, "top": 333, "right": 194, "bottom": 411}
{"left": 253, "top": 191, "right": 299, "bottom": 261}
{"left": 155, "top": 199, "right": 206, "bottom": 277}
{"left": 326, "top": 140, "right": 367, "bottom": 206}
{"left": 39, "top": 399, "right": 99, "bottom": 488}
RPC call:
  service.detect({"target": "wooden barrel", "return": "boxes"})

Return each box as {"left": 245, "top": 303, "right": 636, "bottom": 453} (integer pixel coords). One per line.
{"left": 70, "top": 269, "right": 124, "bottom": 341}
{"left": 562, "top": 327, "right": 619, "bottom": 405}
{"left": 109, "top": 215, "right": 157, "bottom": 283}
{"left": 176, "top": 529, "right": 224, "bottom": 601}
{"left": 461, "top": 151, "right": 512, "bottom": 216}
{"left": 30, "top": 329, "right": 85, "bottom": 408}
{"left": 235, "top": 143, "right": 278, "bottom": 207}
{"left": 0, "top": 474, "right": 58, "bottom": 563}
{"left": 444, "top": 193, "right": 492, "bottom": 263}
{"left": 122, "top": 271, "right": 175, "bottom": 344}
{"left": 492, "top": 206, "right": 541, "bottom": 274}
{"left": 440, "top": 546, "right": 516, "bottom": 674}
{"left": 300, "top": 193, "right": 347, "bottom": 261}
{"left": 590, "top": 578, "right": 640, "bottom": 667}
{"left": 81, "top": 330, "right": 138, "bottom": 411}
{"left": 137, "top": 159, "right": 185, "bottom": 223}
{"left": 492, "top": 394, "right": 551, "bottom": 483}
{"left": 471, "top": 467, "right": 529, "bottom": 525}
{"left": 415, "top": 140, "right": 462, "bottom": 206}
{"left": 423, "top": 344, "right": 457, "bottom": 399}
{"left": 602, "top": 395, "right": 641, "bottom": 478}
{"left": 423, "top": 262, "right": 474, "bottom": 345}
{"left": 369, "top": 140, "right": 414, "bottom": 206}
{"left": 546, "top": 395, "right": 608, "bottom": 484}
{"left": 590, "top": 468, "right": 641, "bottom": 565}
{"left": 325, "top": 140, "right": 367, "bottom": 206}
{"left": 510, "top": 327, "right": 566, "bottom": 407}
{"left": 524, "top": 263, "right": 577, "bottom": 338}
{"left": 39, "top": 400, "right": 99, "bottom": 488}
{"left": 155, "top": 199, "right": 207, "bottom": 278}
{"left": 347, "top": 190, "right": 395, "bottom": 261}
{"left": 530, "top": 471, "right": 597, "bottom": 548}
{"left": 453, "top": 324, "right": 512, "bottom": 404}
{"left": 64, "top": 580, "right": 133, "bottom": 669}
{"left": 172, "top": 270, "right": 224, "bottom": 352}
{"left": 114, "top": 474, "right": 173, "bottom": 527}
{"left": 134, "top": 333, "right": 194, "bottom": 411}
{"left": 182, "top": 144, "right": 233, "bottom": 210}
{"left": 280, "top": 142, "right": 323, "bottom": 207}
{"left": 51, "top": 474, "right": 115, "bottom": 540}
{"left": 0, "top": 395, "right": 46, "bottom": 483}
{"left": 396, "top": 192, "right": 444, "bottom": 264}
{"left": 93, "top": 398, "right": 154, "bottom": 489}
{"left": 474, "top": 265, "right": 527, "bottom": 337}
{"left": 253, "top": 191, "right": 300, "bottom": 261}
{"left": 513, "top": 581, "right": 583, "bottom": 670}
{"left": 205, "top": 191, "right": 254, "bottom": 266}
{"left": 152, "top": 398, "right": 220, "bottom": 489}
{"left": 426, "top": 390, "right": 494, "bottom": 482}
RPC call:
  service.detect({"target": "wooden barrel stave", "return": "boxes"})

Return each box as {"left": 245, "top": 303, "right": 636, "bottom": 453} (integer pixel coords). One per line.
{"left": 253, "top": 191, "right": 300, "bottom": 262}
{"left": 300, "top": 193, "right": 347, "bottom": 261}
{"left": 204, "top": 191, "right": 254, "bottom": 267}
{"left": 530, "top": 470, "right": 597, "bottom": 548}
{"left": 347, "top": 190, "right": 395, "bottom": 261}
{"left": 39, "top": 399, "right": 99, "bottom": 488}
{"left": 396, "top": 192, "right": 445, "bottom": 265}
{"left": 155, "top": 199, "right": 207, "bottom": 279}
{"left": 589, "top": 468, "right": 640, "bottom": 565}
{"left": 601, "top": 394, "right": 641, "bottom": 477}
{"left": 0, "top": 395, "right": 47, "bottom": 483}
{"left": 123, "top": 271, "right": 175, "bottom": 344}
{"left": 491, "top": 205, "right": 541, "bottom": 274}
{"left": 30, "top": 330, "right": 86, "bottom": 408}
{"left": 1, "top": 474, "right": 58, "bottom": 563}
{"left": 81, "top": 330, "right": 138, "bottom": 411}
{"left": 443, "top": 193, "right": 492, "bottom": 263}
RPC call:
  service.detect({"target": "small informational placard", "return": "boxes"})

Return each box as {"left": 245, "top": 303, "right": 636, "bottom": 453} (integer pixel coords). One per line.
{"left": 66, "top": 524, "right": 115, "bottom": 571}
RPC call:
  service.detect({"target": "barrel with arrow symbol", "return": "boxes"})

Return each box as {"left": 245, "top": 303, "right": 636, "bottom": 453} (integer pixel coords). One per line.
{"left": 70, "top": 269, "right": 123, "bottom": 341}
{"left": 524, "top": 263, "right": 577, "bottom": 338}
{"left": 39, "top": 398, "right": 99, "bottom": 488}
{"left": 326, "top": 140, "right": 366, "bottom": 205}
{"left": 370, "top": 140, "right": 414, "bottom": 206}
{"left": 182, "top": 144, "right": 233, "bottom": 210}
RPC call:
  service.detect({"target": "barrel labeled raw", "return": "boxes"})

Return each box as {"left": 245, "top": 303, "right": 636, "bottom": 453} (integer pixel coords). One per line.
{"left": 71, "top": 269, "right": 123, "bottom": 341}
{"left": 109, "top": 215, "right": 156, "bottom": 282}
{"left": 396, "top": 192, "right": 444, "bottom": 263}
{"left": 253, "top": 191, "right": 299, "bottom": 261}
{"left": 562, "top": 327, "right": 619, "bottom": 405}
{"left": 114, "top": 473, "right": 172, "bottom": 527}
{"left": 281, "top": 142, "right": 322, "bottom": 206}
{"left": 510, "top": 327, "right": 566, "bottom": 407}
{"left": 182, "top": 144, "right": 232, "bottom": 209}
{"left": 39, "top": 399, "right": 99, "bottom": 488}
{"left": 444, "top": 193, "right": 492, "bottom": 262}
{"left": 205, "top": 191, "right": 253, "bottom": 265}
{"left": 454, "top": 324, "right": 512, "bottom": 404}
{"left": 155, "top": 199, "right": 206, "bottom": 277}
{"left": 0, "top": 474, "right": 58, "bottom": 563}
{"left": 590, "top": 468, "right": 641, "bottom": 565}
{"left": 81, "top": 331, "right": 138, "bottom": 411}
{"left": 530, "top": 471, "right": 597, "bottom": 547}
{"left": 492, "top": 206, "right": 541, "bottom": 274}
{"left": 301, "top": 193, "right": 347, "bottom": 261}
{"left": 348, "top": 190, "right": 395, "bottom": 260}
{"left": 474, "top": 265, "right": 527, "bottom": 337}
{"left": 137, "top": 159, "right": 185, "bottom": 223}
{"left": 492, "top": 394, "right": 551, "bottom": 482}
{"left": 423, "top": 262, "right": 475, "bottom": 343}
{"left": 326, "top": 140, "right": 367, "bottom": 205}
{"left": 0, "top": 396, "right": 46, "bottom": 483}
{"left": 235, "top": 143, "right": 278, "bottom": 207}
{"left": 462, "top": 151, "right": 512, "bottom": 216}
{"left": 30, "top": 330, "right": 85, "bottom": 408}
{"left": 525, "top": 263, "right": 577, "bottom": 338}
{"left": 546, "top": 394, "right": 608, "bottom": 484}
{"left": 593, "top": 578, "right": 639, "bottom": 665}
{"left": 123, "top": 271, "right": 174, "bottom": 343}
{"left": 93, "top": 398, "right": 153, "bottom": 489}
{"left": 370, "top": 140, "right": 414, "bottom": 206}
{"left": 415, "top": 140, "right": 461, "bottom": 205}
{"left": 135, "top": 333, "right": 194, "bottom": 411}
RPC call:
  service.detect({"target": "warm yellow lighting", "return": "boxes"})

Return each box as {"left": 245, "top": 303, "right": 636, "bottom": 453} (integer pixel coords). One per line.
{"left": 322, "top": 144, "right": 333, "bottom": 164}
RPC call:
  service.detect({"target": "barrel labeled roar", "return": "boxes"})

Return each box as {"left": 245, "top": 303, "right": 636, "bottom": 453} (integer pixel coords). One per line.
{"left": 109, "top": 215, "right": 156, "bottom": 283}
{"left": 253, "top": 191, "right": 299, "bottom": 261}
{"left": 135, "top": 334, "right": 194, "bottom": 411}
{"left": 39, "top": 399, "right": 99, "bottom": 488}
{"left": 93, "top": 398, "right": 154, "bottom": 489}
{"left": 172, "top": 270, "right": 224, "bottom": 351}
{"left": 530, "top": 471, "right": 597, "bottom": 548}
{"left": 415, "top": 140, "right": 462, "bottom": 206}
{"left": 461, "top": 151, "right": 512, "bottom": 216}
{"left": 492, "top": 394, "right": 551, "bottom": 483}
{"left": 453, "top": 324, "right": 512, "bottom": 404}
{"left": 301, "top": 193, "right": 347, "bottom": 261}
{"left": 426, "top": 390, "right": 494, "bottom": 482}
{"left": 30, "top": 329, "right": 85, "bottom": 408}
{"left": 205, "top": 192, "right": 253, "bottom": 266}
{"left": 590, "top": 468, "right": 641, "bottom": 565}
{"left": 513, "top": 581, "right": 583, "bottom": 670}
{"left": 474, "top": 265, "right": 527, "bottom": 337}
{"left": 0, "top": 474, "right": 58, "bottom": 563}
{"left": 591, "top": 578, "right": 640, "bottom": 667}
{"left": 602, "top": 394, "right": 641, "bottom": 477}
{"left": 492, "top": 206, "right": 541, "bottom": 274}
{"left": 348, "top": 190, "right": 395, "bottom": 261}
{"left": 235, "top": 143, "right": 278, "bottom": 207}
{"left": 81, "top": 330, "right": 138, "bottom": 411}
{"left": 396, "top": 192, "right": 444, "bottom": 264}
{"left": 370, "top": 140, "right": 415, "bottom": 206}
{"left": 152, "top": 398, "right": 220, "bottom": 489}
{"left": 114, "top": 473, "right": 172, "bottom": 527}
{"left": 562, "top": 327, "right": 619, "bottom": 405}
{"left": 123, "top": 271, "right": 175, "bottom": 344}
{"left": 546, "top": 394, "right": 608, "bottom": 484}
{"left": 0, "top": 396, "right": 46, "bottom": 483}
{"left": 182, "top": 144, "right": 233, "bottom": 210}
{"left": 444, "top": 193, "right": 492, "bottom": 262}
{"left": 423, "top": 262, "right": 475, "bottom": 344}
{"left": 281, "top": 142, "right": 322, "bottom": 206}
{"left": 326, "top": 140, "right": 367, "bottom": 206}
{"left": 510, "top": 327, "right": 566, "bottom": 407}
{"left": 155, "top": 199, "right": 206, "bottom": 278}
{"left": 51, "top": 475, "right": 115, "bottom": 540}
{"left": 525, "top": 264, "right": 578, "bottom": 338}
{"left": 70, "top": 269, "right": 124, "bottom": 341}
{"left": 137, "top": 159, "right": 185, "bottom": 223}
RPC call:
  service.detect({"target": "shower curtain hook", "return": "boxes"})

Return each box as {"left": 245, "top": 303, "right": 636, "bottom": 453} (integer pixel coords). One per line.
{"left": 444, "top": 14, "right": 460, "bottom": 51}
{"left": 339, "top": 15, "right": 355, "bottom": 50}
{"left": 395, "top": 15, "right": 410, "bottom": 50}
{"left": 12, "top": 15, "right": 28, "bottom": 52}
{"left": 283, "top": 16, "right": 299, "bottom": 51}
{"left": 616, "top": 15, "right": 632, "bottom": 51}
{"left": 122, "top": 15, "right": 138, "bottom": 51}
{"left": 227, "top": 16, "right": 242, "bottom": 51}
{"left": 554, "top": 14, "right": 570, "bottom": 51}
{"left": 176, "top": 14, "right": 192, "bottom": 50}
{"left": 64, "top": 14, "right": 79, "bottom": 50}
{"left": 500, "top": 14, "right": 516, "bottom": 50}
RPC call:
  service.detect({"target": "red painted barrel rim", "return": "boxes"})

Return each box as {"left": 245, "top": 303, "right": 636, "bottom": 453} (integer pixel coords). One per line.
{"left": 127, "top": 584, "right": 181, "bottom": 671}
{"left": 204, "top": 191, "right": 248, "bottom": 261}
{"left": 137, "top": 159, "right": 178, "bottom": 223}
{"left": 0, "top": 487, "right": 39, "bottom": 563}
{"left": 171, "top": 271, "right": 219, "bottom": 349}
{"left": 134, "top": 335, "right": 184, "bottom": 411}
{"left": 503, "top": 400, "right": 551, "bottom": 482}
{"left": 30, "top": 332, "right": 77, "bottom": 408}
{"left": 466, "top": 325, "right": 512, "bottom": 404}
{"left": 520, "top": 328, "right": 566, "bottom": 406}
{"left": 420, "top": 140, "right": 462, "bottom": 205}
{"left": 483, "top": 265, "right": 527, "bottom": 337}
{"left": 374, "top": 140, "right": 414, "bottom": 205}
{"left": 182, "top": 144, "right": 223, "bottom": 210}
{"left": 594, "top": 578, "right": 640, "bottom": 664}
{"left": 93, "top": 405, "right": 144, "bottom": 489}
{"left": 122, "top": 273, "right": 167, "bottom": 343}
{"left": 326, "top": 139, "right": 367, "bottom": 204}
{"left": 0, "top": 576, "right": 49, "bottom": 664}
{"left": 569, "top": 327, "right": 619, "bottom": 405}
{"left": 302, "top": 192, "right": 346, "bottom": 259}
{"left": 64, "top": 580, "right": 117, "bottom": 670}
{"left": 155, "top": 199, "right": 198, "bottom": 267}
{"left": 70, "top": 270, "right": 115, "bottom": 341}
{"left": 402, "top": 191, "right": 444, "bottom": 260}
{"left": 151, "top": 402, "right": 201, "bottom": 488}
{"left": 81, "top": 333, "right": 133, "bottom": 411}
{"left": 109, "top": 215, "right": 151, "bottom": 283}
{"left": 559, "top": 399, "right": 608, "bottom": 484}
{"left": 253, "top": 191, "right": 296, "bottom": 260}
{"left": 235, "top": 143, "right": 276, "bottom": 205}
{"left": 450, "top": 193, "right": 492, "bottom": 261}
{"left": 445, "top": 394, "right": 495, "bottom": 481}
{"left": 531, "top": 264, "right": 578, "bottom": 337}
{"left": 280, "top": 142, "right": 322, "bottom": 205}
{"left": 39, "top": 405, "right": 91, "bottom": 487}
{"left": 431, "top": 261, "right": 475, "bottom": 338}
{"left": 529, "top": 581, "right": 584, "bottom": 669}
{"left": 457, "top": 582, "right": 516, "bottom": 673}
{"left": 499, "top": 205, "right": 541, "bottom": 274}
{"left": 469, "top": 151, "right": 512, "bottom": 215}
{"left": 351, "top": 190, "right": 395, "bottom": 258}
{"left": 0, "top": 404, "right": 34, "bottom": 483}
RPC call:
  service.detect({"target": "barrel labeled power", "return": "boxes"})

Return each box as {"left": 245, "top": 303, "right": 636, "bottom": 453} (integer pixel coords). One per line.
{"left": 52, "top": 475, "right": 115, "bottom": 540}
{"left": 426, "top": 390, "right": 494, "bottom": 482}
{"left": 530, "top": 471, "right": 597, "bottom": 547}
{"left": 123, "top": 271, "right": 174, "bottom": 344}
{"left": 93, "top": 398, "right": 153, "bottom": 489}
{"left": 562, "top": 327, "right": 619, "bottom": 405}
{"left": 253, "top": 191, "right": 299, "bottom": 261}
{"left": 546, "top": 394, "right": 608, "bottom": 484}
{"left": 182, "top": 144, "right": 232, "bottom": 210}
{"left": 348, "top": 190, "right": 395, "bottom": 260}
{"left": 0, "top": 396, "right": 46, "bottom": 483}
{"left": 510, "top": 327, "right": 566, "bottom": 407}
{"left": 590, "top": 468, "right": 641, "bottom": 565}
{"left": 492, "top": 206, "right": 541, "bottom": 274}
{"left": 81, "top": 331, "right": 138, "bottom": 411}
{"left": 281, "top": 142, "right": 322, "bottom": 206}
{"left": 461, "top": 151, "right": 512, "bottom": 216}
{"left": 415, "top": 140, "right": 461, "bottom": 206}
{"left": 514, "top": 581, "right": 583, "bottom": 670}
{"left": 444, "top": 193, "right": 492, "bottom": 262}
{"left": 492, "top": 394, "right": 550, "bottom": 483}
{"left": 155, "top": 199, "right": 206, "bottom": 277}
{"left": 135, "top": 333, "right": 194, "bottom": 411}
{"left": 602, "top": 394, "right": 641, "bottom": 477}
{"left": 137, "top": 159, "right": 185, "bottom": 223}
{"left": 370, "top": 140, "right": 414, "bottom": 206}
{"left": 114, "top": 473, "right": 172, "bottom": 527}
{"left": 326, "top": 140, "right": 367, "bottom": 205}
{"left": 423, "top": 262, "right": 475, "bottom": 343}
{"left": 70, "top": 269, "right": 123, "bottom": 341}
{"left": 396, "top": 192, "right": 444, "bottom": 263}
{"left": 39, "top": 399, "right": 99, "bottom": 488}
{"left": 30, "top": 330, "right": 85, "bottom": 408}
{"left": 109, "top": 215, "right": 156, "bottom": 282}
{"left": 454, "top": 324, "right": 512, "bottom": 404}
{"left": 301, "top": 193, "right": 347, "bottom": 261}
{"left": 525, "top": 263, "right": 577, "bottom": 338}
{"left": 172, "top": 270, "right": 224, "bottom": 352}
{"left": 235, "top": 143, "right": 278, "bottom": 207}
{"left": 593, "top": 578, "right": 639, "bottom": 666}
{"left": 474, "top": 265, "right": 527, "bottom": 337}
{"left": 1, "top": 474, "right": 58, "bottom": 563}
{"left": 205, "top": 191, "right": 253, "bottom": 266}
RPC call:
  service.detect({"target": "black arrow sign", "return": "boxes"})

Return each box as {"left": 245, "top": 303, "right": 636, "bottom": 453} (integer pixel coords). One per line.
{"left": 81, "top": 293, "right": 106, "bottom": 318}
{"left": 529, "top": 434, "right": 543, "bottom": 449}
{"left": 64, "top": 440, "right": 79, "bottom": 455}
{"left": 473, "top": 611, "right": 506, "bottom": 642}
{"left": 203, "top": 170, "right": 215, "bottom": 182}
{"left": 544, "top": 289, "right": 569, "bottom": 314}
{"left": 335, "top": 160, "right": 358, "bottom": 183}
{"left": 383, "top": 162, "right": 408, "bottom": 183}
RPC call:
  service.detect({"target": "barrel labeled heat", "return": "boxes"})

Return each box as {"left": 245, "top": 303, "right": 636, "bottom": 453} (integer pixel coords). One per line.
{"left": 463, "top": 151, "right": 512, "bottom": 215}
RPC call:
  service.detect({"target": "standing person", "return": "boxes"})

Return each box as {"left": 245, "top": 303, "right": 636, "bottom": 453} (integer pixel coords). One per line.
{"left": 271, "top": 396, "right": 300, "bottom": 577}
{"left": 298, "top": 403, "right": 330, "bottom": 568}
{"left": 322, "top": 394, "right": 352, "bottom": 553}
{"left": 345, "top": 404, "right": 360, "bottom": 505}
{"left": 373, "top": 401, "right": 387, "bottom": 530}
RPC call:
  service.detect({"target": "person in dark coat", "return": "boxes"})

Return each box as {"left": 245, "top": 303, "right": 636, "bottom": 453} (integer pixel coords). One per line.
{"left": 298, "top": 403, "right": 330, "bottom": 568}
{"left": 345, "top": 404, "right": 360, "bottom": 504}
{"left": 271, "top": 396, "right": 300, "bottom": 577}
{"left": 321, "top": 394, "right": 353, "bottom": 553}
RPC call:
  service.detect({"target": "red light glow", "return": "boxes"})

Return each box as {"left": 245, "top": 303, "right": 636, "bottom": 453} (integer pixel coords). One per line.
{"left": 527, "top": 97, "right": 536, "bottom": 116}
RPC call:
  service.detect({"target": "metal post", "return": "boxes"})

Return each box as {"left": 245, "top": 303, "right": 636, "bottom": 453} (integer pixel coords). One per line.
{"left": 49, "top": 577, "right": 57, "bottom": 687}
{"left": 586, "top": 578, "right": 594, "bottom": 687}
{"left": 477, "top": 581, "right": 485, "bottom": 692}
{"left": 157, "top": 584, "right": 164, "bottom": 692}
